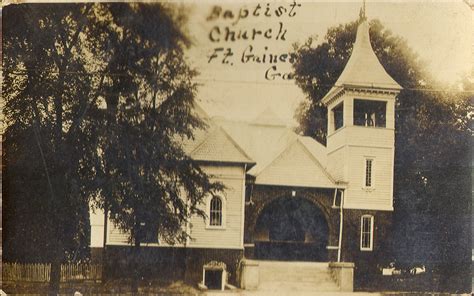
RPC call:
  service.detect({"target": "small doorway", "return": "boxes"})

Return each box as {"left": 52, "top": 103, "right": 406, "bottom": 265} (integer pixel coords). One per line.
{"left": 202, "top": 261, "right": 227, "bottom": 290}
{"left": 204, "top": 270, "right": 222, "bottom": 290}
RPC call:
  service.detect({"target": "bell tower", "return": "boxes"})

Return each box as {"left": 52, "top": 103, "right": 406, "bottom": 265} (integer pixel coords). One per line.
{"left": 322, "top": 10, "right": 402, "bottom": 211}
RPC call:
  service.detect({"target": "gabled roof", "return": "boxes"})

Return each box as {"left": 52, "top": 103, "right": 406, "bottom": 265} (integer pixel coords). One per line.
{"left": 184, "top": 103, "right": 339, "bottom": 188}
{"left": 251, "top": 107, "right": 287, "bottom": 127}
{"left": 216, "top": 118, "right": 297, "bottom": 177}
{"left": 217, "top": 115, "right": 338, "bottom": 188}
{"left": 298, "top": 136, "right": 328, "bottom": 168}
{"left": 255, "top": 137, "right": 336, "bottom": 188}
{"left": 180, "top": 102, "right": 254, "bottom": 166}
{"left": 322, "top": 18, "right": 402, "bottom": 104}
{"left": 188, "top": 125, "right": 254, "bottom": 164}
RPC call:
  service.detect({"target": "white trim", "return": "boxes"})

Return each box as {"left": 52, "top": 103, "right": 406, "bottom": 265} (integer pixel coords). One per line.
{"left": 363, "top": 157, "right": 375, "bottom": 190}
{"left": 105, "top": 216, "right": 110, "bottom": 245}
{"left": 327, "top": 143, "right": 393, "bottom": 156}
{"left": 322, "top": 87, "right": 399, "bottom": 109}
{"left": 209, "top": 175, "right": 246, "bottom": 181}
{"left": 353, "top": 99, "right": 388, "bottom": 128}
{"left": 330, "top": 101, "right": 345, "bottom": 135}
{"left": 202, "top": 266, "right": 226, "bottom": 291}
{"left": 206, "top": 195, "right": 226, "bottom": 230}
{"left": 360, "top": 215, "right": 374, "bottom": 251}
{"left": 337, "top": 189, "right": 344, "bottom": 262}
{"left": 105, "top": 241, "right": 244, "bottom": 249}
{"left": 240, "top": 165, "right": 246, "bottom": 249}
{"left": 342, "top": 204, "right": 393, "bottom": 211}
{"left": 253, "top": 181, "right": 346, "bottom": 189}
{"left": 390, "top": 145, "right": 395, "bottom": 211}
{"left": 185, "top": 197, "right": 191, "bottom": 247}
{"left": 296, "top": 138, "right": 338, "bottom": 184}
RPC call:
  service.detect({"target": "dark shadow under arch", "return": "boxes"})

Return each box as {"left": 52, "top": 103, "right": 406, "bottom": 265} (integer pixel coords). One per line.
{"left": 254, "top": 197, "right": 329, "bottom": 261}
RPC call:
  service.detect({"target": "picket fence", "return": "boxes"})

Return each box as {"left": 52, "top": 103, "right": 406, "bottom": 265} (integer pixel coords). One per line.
{"left": 2, "top": 263, "right": 102, "bottom": 282}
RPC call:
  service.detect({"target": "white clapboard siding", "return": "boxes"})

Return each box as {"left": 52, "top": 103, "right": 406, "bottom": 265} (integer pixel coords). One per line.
{"left": 89, "top": 205, "right": 105, "bottom": 248}
{"left": 108, "top": 222, "right": 129, "bottom": 244}
{"left": 106, "top": 164, "right": 246, "bottom": 249}
{"left": 188, "top": 164, "right": 245, "bottom": 249}
{"left": 327, "top": 125, "right": 394, "bottom": 211}
{"left": 347, "top": 126, "right": 394, "bottom": 148}
{"left": 343, "top": 146, "right": 394, "bottom": 210}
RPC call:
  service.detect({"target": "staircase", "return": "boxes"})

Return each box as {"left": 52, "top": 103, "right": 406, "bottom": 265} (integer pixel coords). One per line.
{"left": 256, "top": 260, "right": 340, "bottom": 292}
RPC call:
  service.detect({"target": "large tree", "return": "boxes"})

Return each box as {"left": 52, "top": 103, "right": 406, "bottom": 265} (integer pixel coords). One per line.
{"left": 88, "top": 4, "right": 224, "bottom": 292}
{"left": 3, "top": 3, "right": 222, "bottom": 294}
{"left": 292, "top": 19, "right": 472, "bottom": 292}
{"left": 3, "top": 5, "right": 102, "bottom": 294}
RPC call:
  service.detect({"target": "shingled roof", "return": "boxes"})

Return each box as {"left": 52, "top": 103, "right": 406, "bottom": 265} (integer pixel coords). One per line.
{"left": 181, "top": 104, "right": 254, "bottom": 166}
{"left": 322, "top": 17, "right": 402, "bottom": 104}
{"left": 216, "top": 109, "right": 338, "bottom": 188}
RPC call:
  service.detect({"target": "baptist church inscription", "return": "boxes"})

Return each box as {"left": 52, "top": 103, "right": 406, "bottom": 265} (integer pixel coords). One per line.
{"left": 206, "top": 1, "right": 302, "bottom": 80}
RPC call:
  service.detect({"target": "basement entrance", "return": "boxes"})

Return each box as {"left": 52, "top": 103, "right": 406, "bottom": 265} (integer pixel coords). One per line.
{"left": 254, "top": 197, "right": 329, "bottom": 261}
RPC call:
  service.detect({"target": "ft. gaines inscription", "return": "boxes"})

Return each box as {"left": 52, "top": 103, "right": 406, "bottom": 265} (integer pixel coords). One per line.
{"left": 206, "top": 1, "right": 302, "bottom": 80}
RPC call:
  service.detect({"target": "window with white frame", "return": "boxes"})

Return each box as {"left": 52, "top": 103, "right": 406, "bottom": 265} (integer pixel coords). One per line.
{"left": 360, "top": 215, "right": 374, "bottom": 251}
{"left": 364, "top": 158, "right": 373, "bottom": 188}
{"left": 353, "top": 99, "right": 386, "bottom": 127}
{"left": 209, "top": 196, "right": 223, "bottom": 227}
{"left": 332, "top": 102, "right": 344, "bottom": 131}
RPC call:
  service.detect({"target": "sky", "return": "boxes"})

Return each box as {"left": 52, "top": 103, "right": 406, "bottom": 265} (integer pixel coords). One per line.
{"left": 183, "top": 1, "right": 472, "bottom": 125}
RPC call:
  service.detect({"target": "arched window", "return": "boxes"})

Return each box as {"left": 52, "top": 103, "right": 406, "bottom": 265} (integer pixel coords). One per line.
{"left": 209, "top": 196, "right": 223, "bottom": 226}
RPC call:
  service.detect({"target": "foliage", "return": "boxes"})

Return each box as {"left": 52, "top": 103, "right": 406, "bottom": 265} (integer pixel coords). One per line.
{"left": 292, "top": 19, "right": 472, "bottom": 292}
{"left": 3, "top": 4, "right": 99, "bottom": 264}
{"left": 3, "top": 3, "right": 223, "bottom": 293}
{"left": 86, "top": 4, "right": 224, "bottom": 246}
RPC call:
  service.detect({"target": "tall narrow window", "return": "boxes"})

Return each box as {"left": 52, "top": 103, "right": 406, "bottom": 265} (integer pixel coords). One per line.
{"left": 360, "top": 215, "right": 374, "bottom": 251}
{"left": 209, "top": 196, "right": 223, "bottom": 226}
{"left": 365, "top": 158, "right": 373, "bottom": 187}
{"left": 332, "top": 102, "right": 344, "bottom": 131}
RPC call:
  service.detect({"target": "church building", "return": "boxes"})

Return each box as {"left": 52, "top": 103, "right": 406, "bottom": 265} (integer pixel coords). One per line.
{"left": 89, "top": 9, "right": 402, "bottom": 292}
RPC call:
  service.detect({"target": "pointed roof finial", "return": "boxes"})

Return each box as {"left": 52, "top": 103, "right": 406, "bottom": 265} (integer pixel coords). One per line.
{"left": 321, "top": 0, "right": 402, "bottom": 104}
{"left": 359, "top": 0, "right": 367, "bottom": 21}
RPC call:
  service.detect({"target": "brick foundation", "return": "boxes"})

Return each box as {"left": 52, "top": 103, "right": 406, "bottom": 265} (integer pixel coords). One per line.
{"left": 102, "top": 246, "right": 243, "bottom": 287}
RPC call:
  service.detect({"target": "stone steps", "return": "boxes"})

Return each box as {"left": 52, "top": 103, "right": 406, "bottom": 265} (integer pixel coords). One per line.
{"left": 255, "top": 261, "right": 340, "bottom": 292}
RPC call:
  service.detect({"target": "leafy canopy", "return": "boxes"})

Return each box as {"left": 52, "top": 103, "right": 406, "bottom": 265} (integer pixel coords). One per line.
{"left": 3, "top": 3, "right": 223, "bottom": 265}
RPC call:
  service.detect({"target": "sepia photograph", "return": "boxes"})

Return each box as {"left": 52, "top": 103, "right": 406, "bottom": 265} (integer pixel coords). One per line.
{"left": 1, "top": 1, "right": 472, "bottom": 295}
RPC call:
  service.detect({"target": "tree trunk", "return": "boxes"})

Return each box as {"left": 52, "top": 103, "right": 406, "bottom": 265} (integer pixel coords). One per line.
{"left": 49, "top": 244, "right": 62, "bottom": 295}
{"left": 131, "top": 227, "right": 141, "bottom": 295}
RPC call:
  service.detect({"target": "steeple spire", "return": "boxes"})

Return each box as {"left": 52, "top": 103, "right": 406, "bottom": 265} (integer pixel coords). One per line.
{"left": 321, "top": 1, "right": 401, "bottom": 105}
{"left": 359, "top": 0, "right": 367, "bottom": 21}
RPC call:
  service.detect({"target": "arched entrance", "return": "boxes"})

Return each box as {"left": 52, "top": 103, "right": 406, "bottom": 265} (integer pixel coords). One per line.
{"left": 254, "top": 197, "right": 329, "bottom": 261}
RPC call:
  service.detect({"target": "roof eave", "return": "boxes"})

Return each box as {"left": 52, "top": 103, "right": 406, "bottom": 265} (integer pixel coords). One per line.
{"left": 321, "top": 86, "right": 344, "bottom": 106}
{"left": 321, "top": 83, "right": 402, "bottom": 106}
{"left": 343, "top": 83, "right": 402, "bottom": 93}
{"left": 252, "top": 181, "right": 347, "bottom": 189}
{"left": 193, "top": 159, "right": 256, "bottom": 170}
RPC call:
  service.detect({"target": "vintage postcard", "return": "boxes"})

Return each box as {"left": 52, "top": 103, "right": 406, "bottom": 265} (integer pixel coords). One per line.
{"left": 1, "top": 1, "right": 472, "bottom": 294}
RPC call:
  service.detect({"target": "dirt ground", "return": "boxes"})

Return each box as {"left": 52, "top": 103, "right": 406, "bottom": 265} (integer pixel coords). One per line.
{"left": 1, "top": 280, "right": 202, "bottom": 295}
{"left": 2, "top": 281, "right": 470, "bottom": 296}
